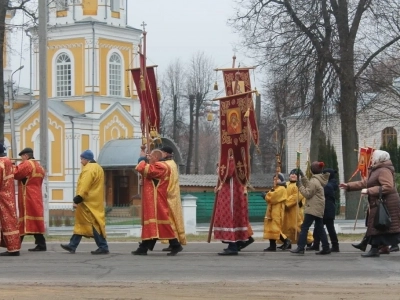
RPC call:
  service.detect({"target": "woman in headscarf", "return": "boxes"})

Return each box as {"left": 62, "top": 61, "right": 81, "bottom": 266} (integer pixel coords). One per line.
{"left": 340, "top": 150, "right": 400, "bottom": 257}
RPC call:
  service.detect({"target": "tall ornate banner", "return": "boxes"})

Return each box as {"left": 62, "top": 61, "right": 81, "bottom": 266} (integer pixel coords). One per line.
{"left": 220, "top": 68, "right": 259, "bottom": 147}
{"left": 215, "top": 91, "right": 254, "bottom": 186}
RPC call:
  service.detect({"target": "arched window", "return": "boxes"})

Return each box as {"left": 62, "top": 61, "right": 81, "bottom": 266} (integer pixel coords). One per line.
{"left": 56, "top": 53, "right": 72, "bottom": 97}
{"left": 109, "top": 53, "right": 122, "bottom": 96}
{"left": 382, "top": 127, "right": 397, "bottom": 147}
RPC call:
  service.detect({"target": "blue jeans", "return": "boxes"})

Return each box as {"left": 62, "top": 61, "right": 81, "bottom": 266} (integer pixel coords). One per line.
{"left": 298, "top": 214, "right": 329, "bottom": 250}
{"left": 69, "top": 226, "right": 109, "bottom": 251}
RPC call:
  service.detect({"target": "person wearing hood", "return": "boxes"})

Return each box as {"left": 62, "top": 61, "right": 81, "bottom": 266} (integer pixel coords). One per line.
{"left": 340, "top": 150, "right": 400, "bottom": 257}
{"left": 308, "top": 168, "right": 340, "bottom": 252}
{"left": 263, "top": 173, "right": 291, "bottom": 252}
{"left": 290, "top": 161, "right": 331, "bottom": 255}
{"left": 60, "top": 150, "right": 109, "bottom": 255}
{"left": 279, "top": 169, "right": 314, "bottom": 249}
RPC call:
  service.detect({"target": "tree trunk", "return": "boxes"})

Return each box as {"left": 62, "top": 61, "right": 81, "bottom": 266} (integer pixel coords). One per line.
{"left": 185, "top": 94, "right": 195, "bottom": 174}
{"left": 194, "top": 92, "right": 201, "bottom": 175}
{"left": 173, "top": 94, "right": 178, "bottom": 143}
{"left": 309, "top": 58, "right": 327, "bottom": 161}
{"left": 0, "top": 1, "right": 7, "bottom": 143}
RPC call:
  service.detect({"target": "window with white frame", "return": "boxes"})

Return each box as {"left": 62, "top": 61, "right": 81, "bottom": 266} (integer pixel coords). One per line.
{"left": 56, "top": 53, "right": 72, "bottom": 97}
{"left": 56, "top": 0, "right": 69, "bottom": 11}
{"left": 111, "top": 0, "right": 119, "bottom": 12}
{"left": 109, "top": 53, "right": 122, "bottom": 96}
{"left": 382, "top": 127, "right": 397, "bottom": 147}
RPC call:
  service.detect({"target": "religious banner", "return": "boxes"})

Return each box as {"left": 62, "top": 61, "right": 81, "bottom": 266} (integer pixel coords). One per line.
{"left": 220, "top": 67, "right": 259, "bottom": 147}
{"left": 130, "top": 54, "right": 160, "bottom": 138}
{"left": 349, "top": 146, "right": 375, "bottom": 180}
{"left": 216, "top": 91, "right": 254, "bottom": 186}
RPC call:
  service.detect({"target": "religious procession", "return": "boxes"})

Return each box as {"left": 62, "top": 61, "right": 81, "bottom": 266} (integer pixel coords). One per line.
{"left": 1, "top": 1, "right": 400, "bottom": 263}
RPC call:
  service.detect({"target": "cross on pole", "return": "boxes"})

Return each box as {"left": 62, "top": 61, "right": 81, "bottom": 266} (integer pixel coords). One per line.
{"left": 141, "top": 21, "right": 147, "bottom": 32}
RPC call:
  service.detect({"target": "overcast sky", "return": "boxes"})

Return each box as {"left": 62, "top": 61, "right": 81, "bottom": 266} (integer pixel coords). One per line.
{"left": 10, "top": 0, "right": 263, "bottom": 92}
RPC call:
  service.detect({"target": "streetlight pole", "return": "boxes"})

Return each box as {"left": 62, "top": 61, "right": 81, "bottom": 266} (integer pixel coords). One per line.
{"left": 9, "top": 65, "right": 24, "bottom": 158}
{"left": 39, "top": 0, "right": 49, "bottom": 234}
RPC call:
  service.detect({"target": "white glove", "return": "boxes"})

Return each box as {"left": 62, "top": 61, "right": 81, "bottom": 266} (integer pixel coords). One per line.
{"left": 361, "top": 188, "right": 368, "bottom": 195}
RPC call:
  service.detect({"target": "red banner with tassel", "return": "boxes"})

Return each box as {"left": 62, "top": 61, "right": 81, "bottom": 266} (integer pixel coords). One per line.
{"left": 130, "top": 54, "right": 160, "bottom": 134}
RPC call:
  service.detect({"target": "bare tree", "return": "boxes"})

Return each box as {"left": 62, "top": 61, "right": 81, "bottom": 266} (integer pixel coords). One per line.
{"left": 231, "top": 0, "right": 400, "bottom": 185}
{"left": 160, "top": 59, "right": 186, "bottom": 143}
{"left": 0, "top": 0, "right": 37, "bottom": 143}
{"left": 185, "top": 52, "right": 214, "bottom": 174}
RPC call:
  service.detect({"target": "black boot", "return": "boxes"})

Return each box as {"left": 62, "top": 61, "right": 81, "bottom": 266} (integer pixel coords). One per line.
{"left": 264, "top": 240, "right": 276, "bottom": 252}
{"left": 361, "top": 247, "right": 380, "bottom": 258}
{"left": 281, "top": 238, "right": 291, "bottom": 250}
{"left": 331, "top": 242, "right": 340, "bottom": 252}
{"left": 352, "top": 236, "right": 368, "bottom": 252}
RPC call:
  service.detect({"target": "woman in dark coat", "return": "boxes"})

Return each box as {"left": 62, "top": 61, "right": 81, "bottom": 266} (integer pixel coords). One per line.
{"left": 340, "top": 150, "right": 400, "bottom": 257}
{"left": 310, "top": 168, "right": 340, "bottom": 252}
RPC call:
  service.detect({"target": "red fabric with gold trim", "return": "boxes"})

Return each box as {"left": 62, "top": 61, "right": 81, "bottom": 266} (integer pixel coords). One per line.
{"left": 135, "top": 161, "right": 176, "bottom": 240}
{"left": 130, "top": 54, "right": 160, "bottom": 133}
{"left": 0, "top": 157, "right": 20, "bottom": 252}
{"left": 218, "top": 91, "right": 252, "bottom": 186}
{"left": 222, "top": 68, "right": 259, "bottom": 146}
{"left": 14, "top": 160, "right": 45, "bottom": 235}
{"left": 213, "top": 158, "right": 250, "bottom": 242}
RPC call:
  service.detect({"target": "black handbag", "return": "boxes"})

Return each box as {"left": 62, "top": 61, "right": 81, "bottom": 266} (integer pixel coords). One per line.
{"left": 373, "top": 187, "right": 392, "bottom": 231}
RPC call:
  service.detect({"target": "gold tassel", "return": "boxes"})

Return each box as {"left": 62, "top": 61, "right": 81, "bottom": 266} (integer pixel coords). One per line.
{"left": 157, "top": 88, "right": 161, "bottom": 101}
{"left": 150, "top": 142, "right": 155, "bottom": 150}
{"left": 142, "top": 136, "right": 147, "bottom": 145}
{"left": 150, "top": 128, "right": 157, "bottom": 138}
{"left": 140, "top": 75, "right": 146, "bottom": 92}
{"left": 255, "top": 88, "right": 260, "bottom": 96}
{"left": 213, "top": 81, "right": 218, "bottom": 91}
{"left": 244, "top": 108, "right": 250, "bottom": 118}
{"left": 207, "top": 113, "right": 213, "bottom": 121}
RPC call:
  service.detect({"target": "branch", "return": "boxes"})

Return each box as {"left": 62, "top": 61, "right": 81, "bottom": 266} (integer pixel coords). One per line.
{"left": 355, "top": 36, "right": 400, "bottom": 79}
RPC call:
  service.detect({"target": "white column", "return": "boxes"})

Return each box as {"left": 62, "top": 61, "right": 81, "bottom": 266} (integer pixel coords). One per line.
{"left": 181, "top": 194, "right": 197, "bottom": 235}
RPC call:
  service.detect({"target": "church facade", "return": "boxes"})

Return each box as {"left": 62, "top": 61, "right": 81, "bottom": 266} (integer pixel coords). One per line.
{"left": 5, "top": 0, "right": 145, "bottom": 208}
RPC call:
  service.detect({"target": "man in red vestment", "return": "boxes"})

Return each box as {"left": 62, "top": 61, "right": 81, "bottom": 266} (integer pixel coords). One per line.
{"left": 14, "top": 148, "right": 46, "bottom": 251}
{"left": 213, "top": 156, "right": 251, "bottom": 255}
{"left": 0, "top": 144, "right": 20, "bottom": 256}
{"left": 132, "top": 149, "right": 183, "bottom": 256}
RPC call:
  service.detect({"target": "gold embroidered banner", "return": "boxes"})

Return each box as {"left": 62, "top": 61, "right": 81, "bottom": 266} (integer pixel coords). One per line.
{"left": 216, "top": 91, "right": 254, "bottom": 186}
{"left": 221, "top": 68, "right": 259, "bottom": 147}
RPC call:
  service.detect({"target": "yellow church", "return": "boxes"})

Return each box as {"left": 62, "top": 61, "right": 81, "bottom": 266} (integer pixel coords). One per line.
{"left": 3, "top": 1, "right": 180, "bottom": 211}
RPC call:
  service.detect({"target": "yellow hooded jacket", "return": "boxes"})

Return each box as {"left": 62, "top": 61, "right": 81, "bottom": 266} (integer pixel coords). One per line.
{"left": 73, "top": 162, "right": 106, "bottom": 238}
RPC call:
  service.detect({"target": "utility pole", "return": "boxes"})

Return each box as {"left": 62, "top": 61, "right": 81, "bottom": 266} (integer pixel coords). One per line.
{"left": 39, "top": 0, "right": 49, "bottom": 234}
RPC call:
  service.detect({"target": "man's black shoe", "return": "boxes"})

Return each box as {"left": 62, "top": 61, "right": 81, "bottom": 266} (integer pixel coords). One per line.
{"left": 290, "top": 247, "right": 305, "bottom": 254}
{"left": 0, "top": 251, "right": 20, "bottom": 256}
{"left": 91, "top": 248, "right": 109, "bottom": 255}
{"left": 263, "top": 246, "right": 276, "bottom": 252}
{"left": 167, "top": 245, "right": 183, "bottom": 256}
{"left": 351, "top": 242, "right": 367, "bottom": 252}
{"left": 60, "top": 244, "right": 75, "bottom": 254}
{"left": 132, "top": 247, "right": 148, "bottom": 255}
{"left": 28, "top": 245, "right": 46, "bottom": 252}
{"left": 162, "top": 247, "right": 172, "bottom": 252}
{"left": 218, "top": 249, "right": 238, "bottom": 256}
{"left": 315, "top": 249, "right": 331, "bottom": 255}
{"left": 237, "top": 237, "right": 254, "bottom": 251}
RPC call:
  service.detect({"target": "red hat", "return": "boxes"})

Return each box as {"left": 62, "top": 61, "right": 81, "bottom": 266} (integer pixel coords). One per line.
{"left": 311, "top": 161, "right": 325, "bottom": 174}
